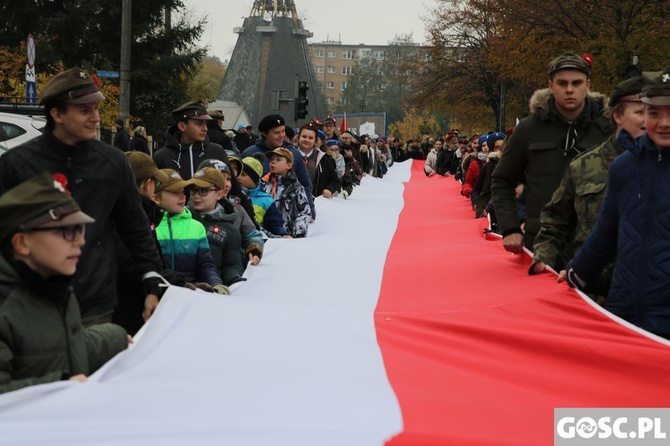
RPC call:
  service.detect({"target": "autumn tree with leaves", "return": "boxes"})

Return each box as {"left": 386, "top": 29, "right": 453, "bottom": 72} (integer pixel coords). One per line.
{"left": 412, "top": 0, "right": 670, "bottom": 132}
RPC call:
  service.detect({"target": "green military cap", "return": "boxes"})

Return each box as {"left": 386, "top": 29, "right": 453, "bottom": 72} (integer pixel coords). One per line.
{"left": 548, "top": 53, "right": 591, "bottom": 77}
{"left": 608, "top": 75, "right": 646, "bottom": 107}
{"left": 155, "top": 169, "right": 189, "bottom": 192}
{"left": 124, "top": 151, "right": 168, "bottom": 182}
{"left": 0, "top": 173, "right": 94, "bottom": 242}
{"left": 207, "top": 109, "right": 225, "bottom": 120}
{"left": 641, "top": 68, "right": 670, "bottom": 106}
{"left": 172, "top": 100, "right": 212, "bottom": 122}
{"left": 39, "top": 67, "right": 105, "bottom": 106}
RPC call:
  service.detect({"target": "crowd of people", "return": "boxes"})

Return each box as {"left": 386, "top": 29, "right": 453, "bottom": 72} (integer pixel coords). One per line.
{"left": 0, "top": 66, "right": 406, "bottom": 394}
{"left": 1, "top": 52, "right": 669, "bottom": 394}
{"left": 410, "top": 53, "right": 670, "bottom": 342}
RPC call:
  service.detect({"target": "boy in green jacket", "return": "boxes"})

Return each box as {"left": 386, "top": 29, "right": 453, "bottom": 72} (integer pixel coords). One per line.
{"left": 0, "top": 173, "right": 130, "bottom": 394}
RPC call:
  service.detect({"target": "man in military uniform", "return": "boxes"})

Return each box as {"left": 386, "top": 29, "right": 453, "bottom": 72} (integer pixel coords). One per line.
{"left": 0, "top": 67, "right": 163, "bottom": 326}
{"left": 491, "top": 53, "right": 613, "bottom": 253}
{"left": 531, "top": 76, "right": 647, "bottom": 300}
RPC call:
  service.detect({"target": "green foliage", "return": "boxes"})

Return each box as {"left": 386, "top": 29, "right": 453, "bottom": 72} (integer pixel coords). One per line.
{"left": 186, "top": 57, "right": 227, "bottom": 103}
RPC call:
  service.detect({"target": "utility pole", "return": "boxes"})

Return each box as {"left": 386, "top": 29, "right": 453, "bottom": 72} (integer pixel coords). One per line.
{"left": 120, "top": 0, "right": 132, "bottom": 121}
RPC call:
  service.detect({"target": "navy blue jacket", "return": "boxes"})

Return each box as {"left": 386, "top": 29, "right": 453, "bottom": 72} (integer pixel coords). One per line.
{"left": 242, "top": 139, "right": 315, "bottom": 218}
{"left": 567, "top": 131, "right": 670, "bottom": 338}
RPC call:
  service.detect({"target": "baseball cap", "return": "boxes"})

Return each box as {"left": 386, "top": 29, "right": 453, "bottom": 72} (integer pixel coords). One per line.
{"left": 186, "top": 167, "right": 228, "bottom": 190}
{"left": 267, "top": 148, "right": 294, "bottom": 164}
{"left": 155, "top": 169, "right": 189, "bottom": 192}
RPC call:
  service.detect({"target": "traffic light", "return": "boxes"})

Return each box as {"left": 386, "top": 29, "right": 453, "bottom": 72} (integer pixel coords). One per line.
{"left": 295, "top": 81, "right": 309, "bottom": 120}
{"left": 624, "top": 56, "right": 642, "bottom": 78}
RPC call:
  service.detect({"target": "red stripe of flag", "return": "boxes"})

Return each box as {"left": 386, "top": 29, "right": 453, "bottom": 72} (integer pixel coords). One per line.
{"left": 375, "top": 160, "right": 670, "bottom": 445}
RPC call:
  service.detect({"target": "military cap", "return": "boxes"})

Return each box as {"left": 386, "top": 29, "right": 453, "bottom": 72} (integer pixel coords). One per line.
{"left": 155, "top": 169, "right": 189, "bottom": 192}
{"left": 207, "top": 109, "right": 225, "bottom": 120}
{"left": 241, "top": 157, "right": 263, "bottom": 185}
{"left": 196, "top": 158, "right": 231, "bottom": 176}
{"left": 39, "top": 67, "right": 105, "bottom": 106}
{"left": 258, "top": 114, "right": 285, "bottom": 133}
{"left": 323, "top": 116, "right": 336, "bottom": 125}
{"left": 548, "top": 53, "right": 591, "bottom": 77}
{"left": 608, "top": 75, "right": 645, "bottom": 107}
{"left": 186, "top": 167, "right": 228, "bottom": 190}
{"left": 0, "top": 173, "right": 94, "bottom": 242}
{"left": 171, "top": 100, "right": 212, "bottom": 122}
{"left": 125, "top": 151, "right": 162, "bottom": 182}
{"left": 641, "top": 68, "right": 670, "bottom": 106}
{"left": 267, "top": 147, "right": 294, "bottom": 164}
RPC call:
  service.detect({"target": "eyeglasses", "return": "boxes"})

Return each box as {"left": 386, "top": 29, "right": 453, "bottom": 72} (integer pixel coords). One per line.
{"left": 30, "top": 224, "right": 86, "bottom": 242}
{"left": 189, "top": 187, "right": 219, "bottom": 197}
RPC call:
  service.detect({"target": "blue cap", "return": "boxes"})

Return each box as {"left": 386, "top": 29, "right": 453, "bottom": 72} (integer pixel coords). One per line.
{"left": 486, "top": 132, "right": 506, "bottom": 149}
{"left": 478, "top": 135, "right": 488, "bottom": 147}
{"left": 317, "top": 130, "right": 326, "bottom": 140}
{"left": 238, "top": 124, "right": 246, "bottom": 129}
{"left": 325, "top": 139, "right": 341, "bottom": 148}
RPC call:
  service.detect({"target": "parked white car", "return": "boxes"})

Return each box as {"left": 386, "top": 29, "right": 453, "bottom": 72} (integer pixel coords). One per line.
{"left": 0, "top": 112, "right": 46, "bottom": 157}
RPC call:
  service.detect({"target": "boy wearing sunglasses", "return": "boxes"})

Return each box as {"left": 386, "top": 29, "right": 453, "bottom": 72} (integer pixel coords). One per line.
{"left": 187, "top": 167, "right": 264, "bottom": 286}
{"left": 0, "top": 173, "right": 130, "bottom": 394}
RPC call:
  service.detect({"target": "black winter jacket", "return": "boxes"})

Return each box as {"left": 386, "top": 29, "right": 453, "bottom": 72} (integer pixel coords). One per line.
{"left": 153, "top": 126, "right": 230, "bottom": 180}
{"left": 0, "top": 128, "right": 163, "bottom": 318}
{"left": 491, "top": 90, "right": 612, "bottom": 247}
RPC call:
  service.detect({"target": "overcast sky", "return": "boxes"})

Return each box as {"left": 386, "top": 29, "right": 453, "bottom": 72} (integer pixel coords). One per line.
{"left": 183, "top": 0, "right": 434, "bottom": 62}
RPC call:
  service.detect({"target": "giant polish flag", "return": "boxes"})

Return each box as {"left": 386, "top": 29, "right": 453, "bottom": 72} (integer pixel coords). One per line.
{"left": 1, "top": 161, "right": 669, "bottom": 445}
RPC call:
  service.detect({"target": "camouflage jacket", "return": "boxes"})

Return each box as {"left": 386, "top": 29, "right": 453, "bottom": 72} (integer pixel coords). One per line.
{"left": 532, "top": 135, "right": 623, "bottom": 271}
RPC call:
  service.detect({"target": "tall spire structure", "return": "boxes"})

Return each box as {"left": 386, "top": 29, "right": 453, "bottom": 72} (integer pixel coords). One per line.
{"left": 219, "top": 0, "right": 323, "bottom": 128}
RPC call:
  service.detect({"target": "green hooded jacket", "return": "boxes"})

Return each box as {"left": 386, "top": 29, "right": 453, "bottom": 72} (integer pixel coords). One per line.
{"left": 0, "top": 256, "right": 128, "bottom": 394}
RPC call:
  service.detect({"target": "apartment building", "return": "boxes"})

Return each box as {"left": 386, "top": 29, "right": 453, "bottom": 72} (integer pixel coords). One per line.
{"left": 308, "top": 41, "right": 394, "bottom": 108}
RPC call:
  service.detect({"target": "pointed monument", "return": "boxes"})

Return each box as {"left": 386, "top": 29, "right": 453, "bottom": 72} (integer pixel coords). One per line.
{"left": 219, "top": 0, "right": 323, "bottom": 129}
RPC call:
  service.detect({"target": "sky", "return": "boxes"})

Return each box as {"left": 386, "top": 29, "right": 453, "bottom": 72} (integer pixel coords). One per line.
{"left": 183, "top": 0, "right": 434, "bottom": 62}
